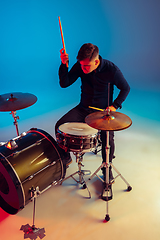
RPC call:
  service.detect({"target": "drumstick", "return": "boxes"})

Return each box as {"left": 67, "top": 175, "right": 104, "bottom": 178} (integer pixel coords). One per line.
{"left": 58, "top": 16, "right": 68, "bottom": 67}
{"left": 89, "top": 106, "right": 104, "bottom": 111}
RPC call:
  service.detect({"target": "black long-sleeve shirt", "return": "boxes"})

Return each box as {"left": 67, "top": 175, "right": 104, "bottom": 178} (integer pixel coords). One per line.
{"left": 59, "top": 56, "right": 130, "bottom": 110}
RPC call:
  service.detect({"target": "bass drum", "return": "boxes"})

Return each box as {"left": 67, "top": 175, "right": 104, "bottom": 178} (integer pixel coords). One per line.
{"left": 0, "top": 128, "right": 66, "bottom": 214}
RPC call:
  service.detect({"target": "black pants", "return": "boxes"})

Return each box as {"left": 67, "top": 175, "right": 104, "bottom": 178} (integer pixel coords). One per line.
{"left": 55, "top": 104, "right": 115, "bottom": 163}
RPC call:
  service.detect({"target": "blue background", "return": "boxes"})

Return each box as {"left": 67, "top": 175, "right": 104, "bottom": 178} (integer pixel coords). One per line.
{"left": 0, "top": 0, "right": 160, "bottom": 137}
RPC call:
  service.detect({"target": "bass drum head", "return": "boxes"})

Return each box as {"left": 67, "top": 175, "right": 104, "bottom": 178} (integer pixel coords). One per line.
{"left": 0, "top": 128, "right": 66, "bottom": 214}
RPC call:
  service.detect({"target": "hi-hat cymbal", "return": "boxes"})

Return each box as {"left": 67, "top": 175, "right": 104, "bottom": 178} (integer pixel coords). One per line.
{"left": 0, "top": 92, "right": 37, "bottom": 112}
{"left": 85, "top": 111, "right": 132, "bottom": 131}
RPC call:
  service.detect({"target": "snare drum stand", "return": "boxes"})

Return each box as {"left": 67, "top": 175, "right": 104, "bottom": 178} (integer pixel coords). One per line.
{"left": 62, "top": 152, "right": 91, "bottom": 198}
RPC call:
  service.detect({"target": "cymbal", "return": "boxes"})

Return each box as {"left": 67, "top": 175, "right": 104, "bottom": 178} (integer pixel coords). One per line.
{"left": 85, "top": 111, "right": 132, "bottom": 131}
{"left": 0, "top": 92, "right": 37, "bottom": 112}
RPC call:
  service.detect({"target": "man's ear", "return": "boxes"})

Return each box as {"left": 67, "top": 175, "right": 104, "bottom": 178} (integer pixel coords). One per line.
{"left": 95, "top": 59, "right": 100, "bottom": 65}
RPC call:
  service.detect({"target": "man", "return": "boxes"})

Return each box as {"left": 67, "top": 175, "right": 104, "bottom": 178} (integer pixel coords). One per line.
{"left": 55, "top": 43, "right": 130, "bottom": 184}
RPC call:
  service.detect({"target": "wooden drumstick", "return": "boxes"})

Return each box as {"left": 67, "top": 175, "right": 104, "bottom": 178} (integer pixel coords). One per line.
{"left": 89, "top": 106, "right": 104, "bottom": 111}
{"left": 58, "top": 16, "right": 68, "bottom": 67}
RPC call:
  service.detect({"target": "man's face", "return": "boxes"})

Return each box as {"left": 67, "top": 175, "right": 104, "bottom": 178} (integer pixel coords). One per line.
{"left": 79, "top": 58, "right": 99, "bottom": 74}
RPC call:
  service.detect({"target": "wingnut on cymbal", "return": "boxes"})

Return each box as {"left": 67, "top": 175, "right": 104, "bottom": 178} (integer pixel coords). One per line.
{"left": 85, "top": 111, "right": 132, "bottom": 131}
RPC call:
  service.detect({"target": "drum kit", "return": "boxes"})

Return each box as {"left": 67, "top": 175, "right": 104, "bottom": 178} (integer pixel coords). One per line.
{"left": 0, "top": 18, "right": 132, "bottom": 240}
{"left": 0, "top": 91, "right": 132, "bottom": 226}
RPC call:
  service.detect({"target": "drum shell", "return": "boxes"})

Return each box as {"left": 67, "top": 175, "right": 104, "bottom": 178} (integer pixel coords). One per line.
{"left": 56, "top": 130, "right": 98, "bottom": 152}
{"left": 0, "top": 128, "right": 66, "bottom": 214}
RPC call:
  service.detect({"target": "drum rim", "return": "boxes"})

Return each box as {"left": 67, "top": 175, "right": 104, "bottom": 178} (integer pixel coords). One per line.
{"left": 57, "top": 129, "right": 98, "bottom": 138}
{"left": 58, "top": 122, "right": 98, "bottom": 137}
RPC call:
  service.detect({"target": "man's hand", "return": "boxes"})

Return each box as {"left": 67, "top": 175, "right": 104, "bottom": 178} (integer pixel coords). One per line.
{"left": 106, "top": 105, "right": 116, "bottom": 112}
{"left": 60, "top": 48, "right": 69, "bottom": 65}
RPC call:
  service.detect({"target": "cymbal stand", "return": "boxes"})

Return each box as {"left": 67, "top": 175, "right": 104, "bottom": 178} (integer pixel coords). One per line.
{"left": 86, "top": 128, "right": 132, "bottom": 222}
{"left": 85, "top": 80, "right": 132, "bottom": 221}
{"left": 10, "top": 111, "right": 20, "bottom": 136}
{"left": 62, "top": 152, "right": 91, "bottom": 198}
{"left": 91, "top": 129, "right": 112, "bottom": 221}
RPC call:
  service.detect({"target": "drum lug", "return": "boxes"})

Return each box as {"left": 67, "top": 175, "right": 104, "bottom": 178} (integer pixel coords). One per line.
{"left": 50, "top": 161, "right": 56, "bottom": 166}
{"left": 52, "top": 180, "right": 58, "bottom": 186}
{"left": 36, "top": 139, "right": 43, "bottom": 145}
{"left": 80, "top": 138, "right": 83, "bottom": 151}
{"left": 20, "top": 132, "right": 27, "bottom": 137}
{"left": 10, "top": 151, "right": 19, "bottom": 157}
{"left": 28, "top": 175, "right": 34, "bottom": 180}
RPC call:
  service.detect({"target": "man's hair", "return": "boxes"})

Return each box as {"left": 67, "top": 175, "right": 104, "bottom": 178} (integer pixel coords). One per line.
{"left": 77, "top": 43, "right": 99, "bottom": 61}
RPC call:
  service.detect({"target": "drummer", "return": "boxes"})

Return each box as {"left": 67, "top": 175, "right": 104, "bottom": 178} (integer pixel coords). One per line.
{"left": 55, "top": 43, "right": 130, "bottom": 185}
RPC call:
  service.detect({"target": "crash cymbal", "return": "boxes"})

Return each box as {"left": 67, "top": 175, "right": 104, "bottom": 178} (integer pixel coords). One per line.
{"left": 0, "top": 92, "right": 37, "bottom": 112}
{"left": 85, "top": 111, "right": 132, "bottom": 131}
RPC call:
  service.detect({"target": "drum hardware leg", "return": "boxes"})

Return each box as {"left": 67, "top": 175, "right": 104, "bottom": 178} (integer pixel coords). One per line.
{"left": 38, "top": 180, "right": 59, "bottom": 194}
{"left": 85, "top": 87, "right": 132, "bottom": 222}
{"left": 85, "top": 130, "right": 132, "bottom": 222}
{"left": 20, "top": 186, "right": 46, "bottom": 239}
{"left": 110, "top": 163, "right": 132, "bottom": 191}
{"left": 94, "top": 130, "right": 111, "bottom": 221}
{"left": 10, "top": 111, "right": 20, "bottom": 136}
{"left": 61, "top": 152, "right": 91, "bottom": 198}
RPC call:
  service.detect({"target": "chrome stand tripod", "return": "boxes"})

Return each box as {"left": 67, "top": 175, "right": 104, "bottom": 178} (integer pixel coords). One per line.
{"left": 85, "top": 106, "right": 132, "bottom": 222}
{"left": 85, "top": 129, "right": 112, "bottom": 221}
{"left": 61, "top": 152, "right": 91, "bottom": 198}
{"left": 86, "top": 129, "right": 132, "bottom": 221}
{"left": 87, "top": 129, "right": 132, "bottom": 190}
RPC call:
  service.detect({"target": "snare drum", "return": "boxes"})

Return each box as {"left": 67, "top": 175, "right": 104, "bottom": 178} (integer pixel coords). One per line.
{"left": 56, "top": 122, "right": 98, "bottom": 152}
{"left": 0, "top": 128, "right": 66, "bottom": 214}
